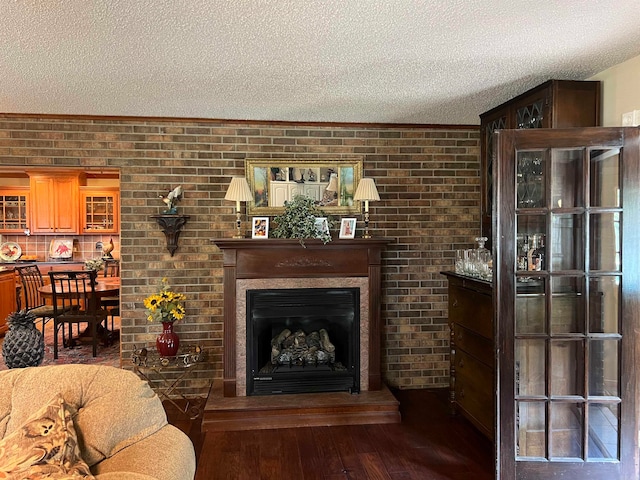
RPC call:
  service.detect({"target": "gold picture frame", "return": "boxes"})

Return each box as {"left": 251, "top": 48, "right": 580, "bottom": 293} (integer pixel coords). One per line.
{"left": 246, "top": 159, "right": 363, "bottom": 215}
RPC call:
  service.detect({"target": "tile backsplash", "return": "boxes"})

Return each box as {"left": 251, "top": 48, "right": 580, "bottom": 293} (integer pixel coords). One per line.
{"left": 0, "top": 234, "right": 120, "bottom": 262}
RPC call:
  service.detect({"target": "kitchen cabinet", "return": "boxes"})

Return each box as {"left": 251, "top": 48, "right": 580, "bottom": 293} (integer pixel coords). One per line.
{"left": 80, "top": 187, "right": 119, "bottom": 233}
{"left": 0, "top": 187, "right": 29, "bottom": 233}
{"left": 494, "top": 127, "right": 639, "bottom": 479}
{"left": 442, "top": 271, "right": 494, "bottom": 440}
{"left": 28, "top": 173, "right": 81, "bottom": 234}
{"left": 0, "top": 270, "right": 18, "bottom": 335}
{"left": 480, "top": 80, "right": 601, "bottom": 247}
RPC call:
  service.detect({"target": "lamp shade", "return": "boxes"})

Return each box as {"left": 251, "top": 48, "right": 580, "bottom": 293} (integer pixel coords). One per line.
{"left": 353, "top": 178, "right": 380, "bottom": 201}
{"left": 224, "top": 177, "right": 253, "bottom": 202}
{"left": 326, "top": 173, "right": 339, "bottom": 192}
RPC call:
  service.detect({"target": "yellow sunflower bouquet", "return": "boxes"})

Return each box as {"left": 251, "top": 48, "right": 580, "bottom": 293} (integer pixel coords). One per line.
{"left": 143, "top": 277, "right": 186, "bottom": 323}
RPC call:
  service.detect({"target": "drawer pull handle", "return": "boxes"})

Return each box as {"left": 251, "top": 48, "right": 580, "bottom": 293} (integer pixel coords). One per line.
{"left": 458, "top": 358, "right": 464, "bottom": 368}
{"left": 452, "top": 298, "right": 458, "bottom": 308}
{"left": 459, "top": 388, "right": 465, "bottom": 399}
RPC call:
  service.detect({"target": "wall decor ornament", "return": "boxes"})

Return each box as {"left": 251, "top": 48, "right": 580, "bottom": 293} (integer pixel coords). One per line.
{"left": 151, "top": 215, "right": 189, "bottom": 256}
{"left": 160, "top": 185, "right": 183, "bottom": 214}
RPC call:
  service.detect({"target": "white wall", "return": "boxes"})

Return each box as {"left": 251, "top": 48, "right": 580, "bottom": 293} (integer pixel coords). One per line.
{"left": 589, "top": 54, "right": 640, "bottom": 126}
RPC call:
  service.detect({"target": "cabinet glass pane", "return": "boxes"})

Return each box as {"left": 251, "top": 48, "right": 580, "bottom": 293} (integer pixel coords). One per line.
{"left": 517, "top": 401, "right": 546, "bottom": 458}
{"left": 516, "top": 100, "right": 544, "bottom": 129}
{"left": 517, "top": 151, "right": 545, "bottom": 208}
{"left": 517, "top": 216, "right": 546, "bottom": 272}
{"left": 590, "top": 148, "right": 620, "bottom": 208}
{"left": 550, "top": 277, "right": 585, "bottom": 334}
{"left": 551, "top": 340, "right": 584, "bottom": 396}
{"left": 551, "top": 149, "right": 584, "bottom": 208}
{"left": 516, "top": 339, "right": 546, "bottom": 395}
{"left": 0, "top": 194, "right": 28, "bottom": 230}
{"left": 589, "top": 339, "right": 619, "bottom": 397}
{"left": 551, "top": 214, "right": 584, "bottom": 271}
{"left": 550, "top": 403, "right": 583, "bottom": 459}
{"left": 589, "top": 277, "right": 620, "bottom": 334}
{"left": 587, "top": 403, "right": 619, "bottom": 460}
{"left": 516, "top": 293, "right": 545, "bottom": 334}
{"left": 589, "top": 212, "right": 621, "bottom": 272}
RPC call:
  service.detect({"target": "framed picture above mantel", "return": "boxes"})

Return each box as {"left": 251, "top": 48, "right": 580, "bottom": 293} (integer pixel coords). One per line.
{"left": 245, "top": 159, "right": 363, "bottom": 216}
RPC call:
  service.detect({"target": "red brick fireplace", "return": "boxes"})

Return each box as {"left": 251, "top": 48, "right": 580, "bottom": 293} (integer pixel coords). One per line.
{"left": 205, "top": 238, "right": 400, "bottom": 431}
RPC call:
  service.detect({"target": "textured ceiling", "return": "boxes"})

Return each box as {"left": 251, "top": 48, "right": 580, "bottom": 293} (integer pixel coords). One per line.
{"left": 1, "top": 1, "right": 639, "bottom": 125}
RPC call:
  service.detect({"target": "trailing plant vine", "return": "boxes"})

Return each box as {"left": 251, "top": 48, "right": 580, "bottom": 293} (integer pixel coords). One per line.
{"left": 271, "top": 195, "right": 334, "bottom": 246}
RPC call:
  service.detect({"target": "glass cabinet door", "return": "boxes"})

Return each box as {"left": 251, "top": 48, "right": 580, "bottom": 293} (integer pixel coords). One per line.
{"left": 81, "top": 190, "right": 119, "bottom": 233}
{"left": 495, "top": 127, "right": 639, "bottom": 480}
{"left": 0, "top": 190, "right": 28, "bottom": 232}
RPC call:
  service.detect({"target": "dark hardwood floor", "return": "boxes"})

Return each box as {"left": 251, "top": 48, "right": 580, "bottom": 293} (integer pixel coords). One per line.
{"left": 165, "top": 388, "right": 494, "bottom": 480}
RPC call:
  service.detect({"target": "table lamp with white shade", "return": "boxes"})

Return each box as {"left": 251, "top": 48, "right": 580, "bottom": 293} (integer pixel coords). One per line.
{"left": 224, "top": 177, "right": 253, "bottom": 238}
{"left": 353, "top": 178, "right": 380, "bottom": 238}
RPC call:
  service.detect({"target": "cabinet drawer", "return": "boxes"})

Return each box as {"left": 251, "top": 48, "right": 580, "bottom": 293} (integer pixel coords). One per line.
{"left": 453, "top": 324, "right": 493, "bottom": 367}
{"left": 454, "top": 349, "right": 493, "bottom": 397}
{"left": 454, "top": 349, "right": 494, "bottom": 436}
{"left": 449, "top": 284, "right": 492, "bottom": 339}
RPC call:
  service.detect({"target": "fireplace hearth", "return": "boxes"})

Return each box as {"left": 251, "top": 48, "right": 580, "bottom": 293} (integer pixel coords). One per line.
{"left": 247, "top": 287, "right": 360, "bottom": 395}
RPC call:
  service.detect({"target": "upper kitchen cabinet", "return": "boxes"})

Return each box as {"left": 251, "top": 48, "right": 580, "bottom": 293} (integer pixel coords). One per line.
{"left": 80, "top": 186, "right": 119, "bottom": 233}
{"left": 28, "top": 172, "right": 82, "bottom": 234}
{"left": 0, "top": 187, "right": 29, "bottom": 233}
{"left": 480, "top": 80, "right": 601, "bottom": 247}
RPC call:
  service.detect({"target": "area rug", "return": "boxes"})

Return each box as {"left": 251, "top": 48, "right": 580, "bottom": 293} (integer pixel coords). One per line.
{"left": 0, "top": 317, "right": 122, "bottom": 371}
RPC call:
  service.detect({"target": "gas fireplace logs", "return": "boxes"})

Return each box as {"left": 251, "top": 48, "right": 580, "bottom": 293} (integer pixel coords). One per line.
{"left": 270, "top": 328, "right": 337, "bottom": 366}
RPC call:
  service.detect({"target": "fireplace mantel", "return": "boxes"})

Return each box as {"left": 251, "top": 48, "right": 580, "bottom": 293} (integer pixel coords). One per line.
{"left": 213, "top": 238, "right": 392, "bottom": 397}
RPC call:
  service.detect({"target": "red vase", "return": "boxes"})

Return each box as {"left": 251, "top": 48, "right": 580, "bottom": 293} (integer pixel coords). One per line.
{"left": 156, "top": 321, "right": 180, "bottom": 357}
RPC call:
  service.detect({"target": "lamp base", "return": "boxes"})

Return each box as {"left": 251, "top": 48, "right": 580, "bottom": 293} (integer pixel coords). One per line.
{"left": 233, "top": 213, "right": 244, "bottom": 238}
{"left": 362, "top": 212, "right": 373, "bottom": 238}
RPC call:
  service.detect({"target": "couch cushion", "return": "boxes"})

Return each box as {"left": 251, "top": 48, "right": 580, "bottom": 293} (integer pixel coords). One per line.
{"left": 0, "top": 365, "right": 168, "bottom": 466}
{"left": 0, "top": 394, "right": 95, "bottom": 479}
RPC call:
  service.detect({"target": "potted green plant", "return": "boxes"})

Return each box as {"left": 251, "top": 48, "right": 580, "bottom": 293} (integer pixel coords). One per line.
{"left": 271, "top": 195, "right": 334, "bottom": 246}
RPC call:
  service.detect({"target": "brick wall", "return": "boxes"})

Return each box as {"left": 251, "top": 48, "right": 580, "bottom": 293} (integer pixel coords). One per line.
{"left": 0, "top": 115, "right": 480, "bottom": 393}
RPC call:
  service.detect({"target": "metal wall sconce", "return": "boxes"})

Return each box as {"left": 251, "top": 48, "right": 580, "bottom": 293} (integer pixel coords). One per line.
{"left": 151, "top": 214, "right": 190, "bottom": 256}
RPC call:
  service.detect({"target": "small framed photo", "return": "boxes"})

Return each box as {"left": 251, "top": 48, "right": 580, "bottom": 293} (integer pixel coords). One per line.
{"left": 252, "top": 217, "right": 269, "bottom": 239}
{"left": 314, "top": 217, "right": 329, "bottom": 237}
{"left": 339, "top": 218, "right": 356, "bottom": 239}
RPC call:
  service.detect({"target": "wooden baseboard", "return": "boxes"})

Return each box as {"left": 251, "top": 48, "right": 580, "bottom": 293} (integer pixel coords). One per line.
{"left": 202, "top": 385, "right": 401, "bottom": 432}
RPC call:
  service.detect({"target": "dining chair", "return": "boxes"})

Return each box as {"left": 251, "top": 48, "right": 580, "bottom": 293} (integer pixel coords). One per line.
{"left": 101, "top": 259, "right": 120, "bottom": 331}
{"left": 14, "top": 264, "right": 56, "bottom": 333}
{"left": 48, "top": 270, "right": 108, "bottom": 359}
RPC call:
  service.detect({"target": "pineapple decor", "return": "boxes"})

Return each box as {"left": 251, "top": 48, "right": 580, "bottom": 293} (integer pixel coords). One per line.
{"left": 2, "top": 310, "right": 45, "bottom": 368}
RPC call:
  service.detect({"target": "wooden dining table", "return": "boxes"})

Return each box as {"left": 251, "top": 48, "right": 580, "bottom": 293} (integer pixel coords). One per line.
{"left": 38, "top": 276, "right": 120, "bottom": 346}
{"left": 38, "top": 276, "right": 120, "bottom": 298}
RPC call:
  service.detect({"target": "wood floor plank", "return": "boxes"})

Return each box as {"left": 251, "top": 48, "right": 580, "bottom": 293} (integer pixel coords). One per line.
{"left": 311, "top": 426, "right": 348, "bottom": 475}
{"left": 359, "top": 452, "right": 393, "bottom": 480}
{"left": 295, "top": 427, "right": 329, "bottom": 480}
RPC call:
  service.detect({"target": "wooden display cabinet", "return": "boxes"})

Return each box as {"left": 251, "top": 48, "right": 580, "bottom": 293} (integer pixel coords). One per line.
{"left": 0, "top": 187, "right": 29, "bottom": 233}
{"left": 28, "top": 172, "right": 82, "bottom": 234}
{"left": 80, "top": 187, "right": 119, "bottom": 233}
{"left": 480, "top": 79, "right": 601, "bottom": 247}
